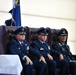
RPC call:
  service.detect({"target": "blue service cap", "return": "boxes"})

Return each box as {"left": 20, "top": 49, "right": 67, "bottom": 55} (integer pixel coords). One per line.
{"left": 37, "top": 27, "right": 48, "bottom": 36}
{"left": 58, "top": 28, "right": 68, "bottom": 36}
{"left": 14, "top": 27, "right": 26, "bottom": 35}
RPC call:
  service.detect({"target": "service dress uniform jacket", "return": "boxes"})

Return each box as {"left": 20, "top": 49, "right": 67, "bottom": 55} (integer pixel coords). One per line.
{"left": 54, "top": 42, "right": 76, "bottom": 75}
{"left": 54, "top": 43, "right": 75, "bottom": 61}
{"left": 31, "top": 40, "right": 69, "bottom": 75}
{"left": 10, "top": 39, "right": 41, "bottom": 61}
{"left": 32, "top": 40, "right": 60, "bottom": 59}
{"left": 9, "top": 39, "right": 47, "bottom": 75}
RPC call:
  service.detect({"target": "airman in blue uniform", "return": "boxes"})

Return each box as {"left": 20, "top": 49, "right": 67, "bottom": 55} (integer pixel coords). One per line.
{"left": 54, "top": 28, "right": 76, "bottom": 75}
{"left": 9, "top": 27, "right": 47, "bottom": 75}
{"left": 31, "top": 27, "right": 69, "bottom": 75}
{"left": 5, "top": 9, "right": 15, "bottom": 26}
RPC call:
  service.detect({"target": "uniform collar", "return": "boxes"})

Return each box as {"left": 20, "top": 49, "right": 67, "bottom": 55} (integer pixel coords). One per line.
{"left": 39, "top": 40, "right": 45, "bottom": 43}
{"left": 58, "top": 42, "right": 65, "bottom": 46}
{"left": 19, "top": 41, "right": 23, "bottom": 44}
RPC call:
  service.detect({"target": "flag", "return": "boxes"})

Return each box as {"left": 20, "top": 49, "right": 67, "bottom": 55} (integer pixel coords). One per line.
{"left": 12, "top": 0, "right": 21, "bottom": 26}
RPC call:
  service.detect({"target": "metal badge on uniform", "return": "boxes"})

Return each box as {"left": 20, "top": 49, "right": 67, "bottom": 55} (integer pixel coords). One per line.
{"left": 25, "top": 44, "right": 27, "bottom": 46}
{"left": 48, "top": 46, "right": 50, "bottom": 50}
{"left": 62, "top": 48, "right": 65, "bottom": 51}
{"left": 22, "top": 28, "right": 24, "bottom": 31}
{"left": 63, "top": 30, "right": 66, "bottom": 34}
{"left": 27, "top": 46, "right": 29, "bottom": 50}
{"left": 44, "top": 29, "right": 46, "bottom": 32}
{"left": 40, "top": 47, "right": 44, "bottom": 50}
{"left": 18, "top": 47, "right": 21, "bottom": 50}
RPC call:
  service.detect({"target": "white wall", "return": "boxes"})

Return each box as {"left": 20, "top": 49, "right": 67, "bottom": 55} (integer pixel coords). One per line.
{"left": 0, "top": 0, "right": 76, "bottom": 54}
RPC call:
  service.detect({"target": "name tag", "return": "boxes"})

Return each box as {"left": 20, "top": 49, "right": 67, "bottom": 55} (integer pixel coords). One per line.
{"left": 40, "top": 48, "right": 44, "bottom": 50}
{"left": 27, "top": 46, "right": 29, "bottom": 50}
{"left": 48, "top": 46, "right": 50, "bottom": 50}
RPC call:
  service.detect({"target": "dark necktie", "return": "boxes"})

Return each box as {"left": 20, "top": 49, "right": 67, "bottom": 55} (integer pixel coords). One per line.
{"left": 43, "top": 43, "right": 48, "bottom": 50}
{"left": 21, "top": 42, "right": 25, "bottom": 49}
{"left": 21, "top": 42, "right": 28, "bottom": 54}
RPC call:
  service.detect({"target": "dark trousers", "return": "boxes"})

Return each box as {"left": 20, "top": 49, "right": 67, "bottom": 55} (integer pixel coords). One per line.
{"left": 33, "top": 60, "right": 47, "bottom": 75}
{"left": 23, "top": 64, "right": 34, "bottom": 75}
{"left": 56, "top": 60, "right": 69, "bottom": 75}
{"left": 23, "top": 60, "right": 47, "bottom": 75}
{"left": 46, "top": 59, "right": 56, "bottom": 75}
{"left": 69, "top": 62, "right": 76, "bottom": 75}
